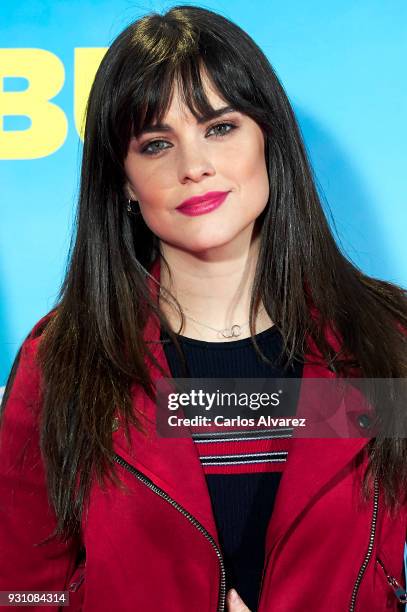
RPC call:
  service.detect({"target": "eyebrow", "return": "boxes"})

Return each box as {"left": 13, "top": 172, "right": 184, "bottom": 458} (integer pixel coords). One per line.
{"left": 137, "top": 105, "right": 237, "bottom": 136}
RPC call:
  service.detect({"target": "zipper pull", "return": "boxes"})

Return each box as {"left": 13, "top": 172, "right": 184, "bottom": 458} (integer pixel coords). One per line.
{"left": 376, "top": 557, "right": 407, "bottom": 603}
{"left": 68, "top": 569, "right": 85, "bottom": 593}
{"left": 386, "top": 576, "right": 407, "bottom": 603}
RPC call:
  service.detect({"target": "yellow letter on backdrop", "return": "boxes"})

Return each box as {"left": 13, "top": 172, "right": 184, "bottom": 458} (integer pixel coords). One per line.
{"left": 74, "top": 48, "right": 108, "bottom": 140}
{"left": 0, "top": 48, "right": 67, "bottom": 159}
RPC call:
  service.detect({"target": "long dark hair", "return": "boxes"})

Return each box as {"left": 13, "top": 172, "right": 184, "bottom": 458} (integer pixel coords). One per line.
{"left": 1, "top": 5, "right": 407, "bottom": 543}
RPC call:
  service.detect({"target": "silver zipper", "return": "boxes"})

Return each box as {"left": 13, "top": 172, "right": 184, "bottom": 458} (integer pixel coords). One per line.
{"left": 349, "top": 477, "right": 379, "bottom": 611}
{"left": 113, "top": 452, "right": 226, "bottom": 612}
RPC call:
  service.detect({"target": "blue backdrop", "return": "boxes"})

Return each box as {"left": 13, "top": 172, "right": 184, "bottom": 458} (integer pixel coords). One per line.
{"left": 1, "top": 0, "right": 406, "bottom": 388}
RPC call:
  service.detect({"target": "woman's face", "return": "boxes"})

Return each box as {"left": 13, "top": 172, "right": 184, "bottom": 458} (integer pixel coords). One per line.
{"left": 124, "top": 74, "right": 269, "bottom": 255}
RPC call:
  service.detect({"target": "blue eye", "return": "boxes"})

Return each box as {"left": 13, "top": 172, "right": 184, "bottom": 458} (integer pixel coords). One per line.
{"left": 140, "top": 121, "right": 237, "bottom": 156}
{"left": 141, "top": 140, "right": 170, "bottom": 155}
{"left": 207, "top": 122, "right": 237, "bottom": 137}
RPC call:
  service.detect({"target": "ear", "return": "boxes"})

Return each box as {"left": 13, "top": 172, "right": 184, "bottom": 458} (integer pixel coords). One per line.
{"left": 125, "top": 182, "right": 138, "bottom": 201}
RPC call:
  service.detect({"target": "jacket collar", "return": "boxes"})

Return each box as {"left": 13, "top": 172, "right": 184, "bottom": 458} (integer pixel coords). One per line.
{"left": 112, "top": 256, "right": 371, "bottom": 551}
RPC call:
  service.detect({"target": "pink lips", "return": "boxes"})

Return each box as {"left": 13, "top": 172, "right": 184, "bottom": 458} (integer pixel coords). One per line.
{"left": 176, "top": 191, "right": 230, "bottom": 216}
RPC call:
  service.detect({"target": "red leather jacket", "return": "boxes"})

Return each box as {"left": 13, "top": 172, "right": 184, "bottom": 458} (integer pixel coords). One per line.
{"left": 1, "top": 261, "right": 406, "bottom": 611}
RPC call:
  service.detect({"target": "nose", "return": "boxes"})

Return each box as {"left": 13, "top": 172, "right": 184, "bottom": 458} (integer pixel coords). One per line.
{"left": 178, "top": 142, "right": 216, "bottom": 183}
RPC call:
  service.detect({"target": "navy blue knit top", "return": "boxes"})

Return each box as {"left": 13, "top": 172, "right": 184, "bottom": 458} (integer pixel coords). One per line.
{"left": 161, "top": 325, "right": 303, "bottom": 611}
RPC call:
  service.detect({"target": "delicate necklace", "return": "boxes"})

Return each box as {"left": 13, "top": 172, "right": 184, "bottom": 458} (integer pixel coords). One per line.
{"left": 159, "top": 287, "right": 265, "bottom": 339}
{"left": 183, "top": 313, "right": 251, "bottom": 339}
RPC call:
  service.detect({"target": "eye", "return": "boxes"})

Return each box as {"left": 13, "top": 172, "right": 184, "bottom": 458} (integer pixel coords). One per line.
{"left": 140, "top": 140, "right": 171, "bottom": 156}
{"left": 139, "top": 121, "right": 238, "bottom": 156}
{"left": 206, "top": 121, "right": 237, "bottom": 138}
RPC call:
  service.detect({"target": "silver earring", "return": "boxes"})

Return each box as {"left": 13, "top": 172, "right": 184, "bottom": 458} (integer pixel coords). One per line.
{"left": 127, "top": 199, "right": 139, "bottom": 214}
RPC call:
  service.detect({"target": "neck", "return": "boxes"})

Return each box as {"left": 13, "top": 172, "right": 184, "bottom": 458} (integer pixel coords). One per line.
{"left": 158, "top": 227, "right": 274, "bottom": 341}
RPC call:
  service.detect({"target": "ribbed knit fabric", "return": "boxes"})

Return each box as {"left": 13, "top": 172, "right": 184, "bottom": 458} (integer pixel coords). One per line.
{"left": 161, "top": 325, "right": 303, "bottom": 611}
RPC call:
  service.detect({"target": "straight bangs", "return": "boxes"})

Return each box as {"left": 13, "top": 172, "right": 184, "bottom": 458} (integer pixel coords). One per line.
{"left": 110, "top": 31, "right": 272, "bottom": 167}
{"left": 130, "top": 59, "right": 219, "bottom": 139}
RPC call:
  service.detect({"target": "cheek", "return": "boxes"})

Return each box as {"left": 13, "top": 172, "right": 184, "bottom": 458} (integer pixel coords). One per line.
{"left": 127, "top": 174, "right": 165, "bottom": 214}
{"left": 124, "top": 161, "right": 175, "bottom": 238}
{"left": 236, "top": 140, "right": 269, "bottom": 204}
{"left": 137, "top": 196, "right": 176, "bottom": 242}
{"left": 124, "top": 153, "right": 169, "bottom": 204}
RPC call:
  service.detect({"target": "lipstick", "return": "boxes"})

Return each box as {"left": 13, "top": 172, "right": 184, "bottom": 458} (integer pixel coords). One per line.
{"left": 176, "top": 191, "right": 230, "bottom": 217}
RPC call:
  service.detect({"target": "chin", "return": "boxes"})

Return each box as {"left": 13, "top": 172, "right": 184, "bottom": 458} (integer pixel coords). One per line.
{"left": 191, "top": 226, "right": 237, "bottom": 246}
{"left": 189, "top": 238, "right": 242, "bottom": 255}
{"left": 160, "top": 222, "right": 250, "bottom": 254}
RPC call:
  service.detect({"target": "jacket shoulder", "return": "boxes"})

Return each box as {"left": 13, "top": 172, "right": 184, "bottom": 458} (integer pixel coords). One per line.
{"left": 1, "top": 308, "right": 57, "bottom": 416}
{"left": 25, "top": 308, "right": 57, "bottom": 345}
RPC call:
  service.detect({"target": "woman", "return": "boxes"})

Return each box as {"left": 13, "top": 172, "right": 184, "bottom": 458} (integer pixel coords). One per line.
{"left": 1, "top": 5, "right": 406, "bottom": 611}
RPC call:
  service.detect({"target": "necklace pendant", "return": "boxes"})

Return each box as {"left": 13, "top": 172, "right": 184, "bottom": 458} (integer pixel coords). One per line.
{"left": 220, "top": 328, "right": 233, "bottom": 338}
{"left": 231, "top": 324, "right": 242, "bottom": 337}
{"left": 220, "top": 324, "right": 242, "bottom": 339}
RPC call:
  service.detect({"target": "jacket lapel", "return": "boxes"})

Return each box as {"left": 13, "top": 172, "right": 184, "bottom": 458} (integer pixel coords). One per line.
{"left": 264, "top": 356, "right": 371, "bottom": 556}
{"left": 112, "top": 388, "right": 219, "bottom": 545}
{"left": 112, "top": 257, "right": 219, "bottom": 544}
